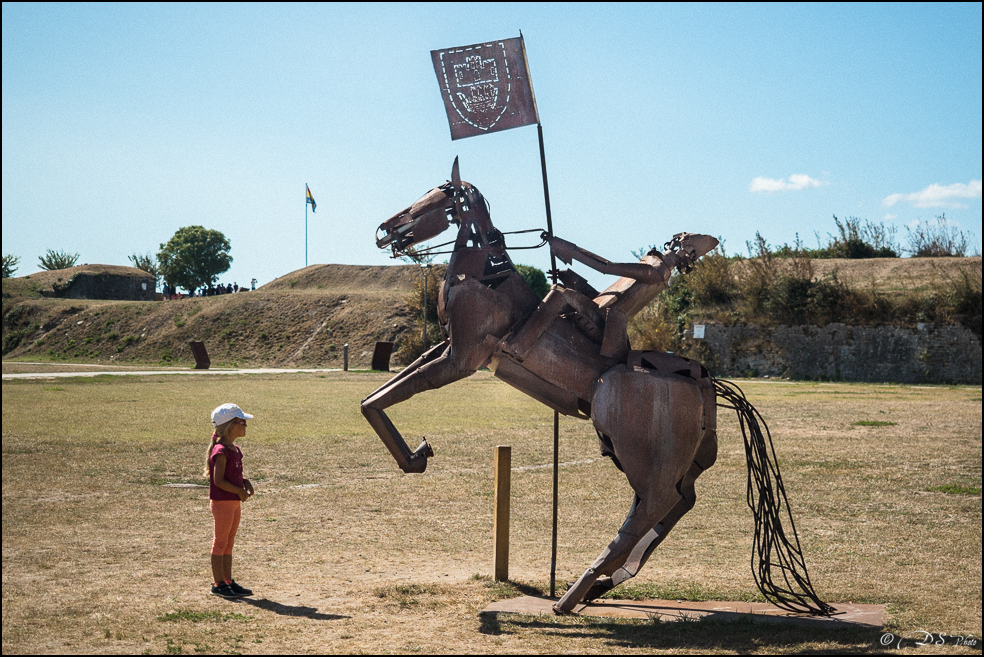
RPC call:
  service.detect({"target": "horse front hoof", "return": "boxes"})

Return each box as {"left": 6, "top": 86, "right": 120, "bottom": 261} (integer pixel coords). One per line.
{"left": 403, "top": 440, "right": 432, "bottom": 474}
{"left": 404, "top": 455, "right": 428, "bottom": 474}
{"left": 415, "top": 438, "right": 434, "bottom": 458}
{"left": 552, "top": 601, "right": 574, "bottom": 615}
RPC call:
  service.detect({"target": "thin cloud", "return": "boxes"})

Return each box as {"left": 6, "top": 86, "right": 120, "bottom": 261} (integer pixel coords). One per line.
{"left": 882, "top": 180, "right": 982, "bottom": 209}
{"left": 750, "top": 174, "right": 827, "bottom": 193}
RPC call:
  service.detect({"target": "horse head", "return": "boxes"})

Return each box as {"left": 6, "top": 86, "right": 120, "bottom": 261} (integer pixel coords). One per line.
{"left": 375, "top": 158, "right": 493, "bottom": 259}
{"left": 375, "top": 183, "right": 453, "bottom": 255}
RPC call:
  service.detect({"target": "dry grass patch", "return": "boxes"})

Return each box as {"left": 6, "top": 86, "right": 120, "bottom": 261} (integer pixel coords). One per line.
{"left": 2, "top": 372, "right": 981, "bottom": 654}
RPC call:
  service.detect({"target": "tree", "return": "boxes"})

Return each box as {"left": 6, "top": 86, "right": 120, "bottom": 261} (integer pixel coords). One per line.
{"left": 157, "top": 226, "right": 232, "bottom": 294}
{"left": 38, "top": 249, "right": 80, "bottom": 271}
{"left": 128, "top": 252, "right": 160, "bottom": 287}
{"left": 515, "top": 264, "right": 549, "bottom": 299}
{"left": 2, "top": 254, "right": 21, "bottom": 278}
{"left": 396, "top": 245, "right": 436, "bottom": 265}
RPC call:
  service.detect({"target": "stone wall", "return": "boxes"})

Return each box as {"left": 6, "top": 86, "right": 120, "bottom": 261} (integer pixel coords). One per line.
{"left": 696, "top": 323, "right": 981, "bottom": 384}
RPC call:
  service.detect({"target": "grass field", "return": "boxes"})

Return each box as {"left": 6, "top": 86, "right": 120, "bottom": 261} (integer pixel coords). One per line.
{"left": 2, "top": 371, "right": 981, "bottom": 654}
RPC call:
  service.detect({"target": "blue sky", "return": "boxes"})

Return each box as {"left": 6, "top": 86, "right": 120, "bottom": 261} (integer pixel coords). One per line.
{"left": 3, "top": 3, "right": 981, "bottom": 291}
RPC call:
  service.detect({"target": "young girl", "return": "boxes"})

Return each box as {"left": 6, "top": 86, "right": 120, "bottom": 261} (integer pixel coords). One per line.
{"left": 205, "top": 403, "right": 255, "bottom": 599}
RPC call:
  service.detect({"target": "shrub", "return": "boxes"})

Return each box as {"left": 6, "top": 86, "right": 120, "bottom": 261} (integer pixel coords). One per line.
{"left": 765, "top": 271, "right": 862, "bottom": 325}
{"left": 684, "top": 247, "right": 735, "bottom": 307}
{"left": 906, "top": 214, "right": 971, "bottom": 257}
{"left": 395, "top": 324, "right": 444, "bottom": 366}
{"left": 3, "top": 303, "right": 28, "bottom": 330}
{"left": 765, "top": 216, "right": 899, "bottom": 259}
{"left": 627, "top": 300, "right": 678, "bottom": 352}
{"left": 3, "top": 330, "right": 27, "bottom": 354}
{"left": 628, "top": 234, "right": 981, "bottom": 348}
{"left": 825, "top": 216, "right": 899, "bottom": 258}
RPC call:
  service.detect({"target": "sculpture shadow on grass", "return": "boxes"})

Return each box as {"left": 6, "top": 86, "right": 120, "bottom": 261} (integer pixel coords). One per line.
{"left": 478, "top": 611, "right": 875, "bottom": 652}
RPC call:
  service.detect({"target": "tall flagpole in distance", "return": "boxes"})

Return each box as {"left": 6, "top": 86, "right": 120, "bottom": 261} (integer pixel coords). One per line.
{"left": 305, "top": 183, "right": 309, "bottom": 268}
{"left": 305, "top": 183, "right": 317, "bottom": 267}
{"left": 520, "top": 32, "right": 561, "bottom": 600}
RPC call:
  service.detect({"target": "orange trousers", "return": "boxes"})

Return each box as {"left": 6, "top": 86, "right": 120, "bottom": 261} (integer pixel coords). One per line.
{"left": 210, "top": 500, "right": 241, "bottom": 556}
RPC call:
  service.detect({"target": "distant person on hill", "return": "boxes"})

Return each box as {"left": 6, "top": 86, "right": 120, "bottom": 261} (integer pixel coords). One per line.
{"left": 205, "top": 403, "right": 256, "bottom": 599}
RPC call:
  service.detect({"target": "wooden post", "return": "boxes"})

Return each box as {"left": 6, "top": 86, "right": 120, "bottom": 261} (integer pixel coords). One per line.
{"left": 493, "top": 445, "right": 511, "bottom": 582}
{"left": 343, "top": 343, "right": 349, "bottom": 371}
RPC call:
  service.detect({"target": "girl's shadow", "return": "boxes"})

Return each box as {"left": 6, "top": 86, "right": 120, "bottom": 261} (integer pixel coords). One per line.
{"left": 239, "top": 597, "right": 349, "bottom": 621}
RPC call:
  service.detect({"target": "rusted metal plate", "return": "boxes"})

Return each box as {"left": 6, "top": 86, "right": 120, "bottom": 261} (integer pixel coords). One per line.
{"left": 189, "top": 341, "right": 210, "bottom": 370}
{"left": 371, "top": 341, "right": 394, "bottom": 372}
{"left": 481, "top": 595, "right": 886, "bottom": 628}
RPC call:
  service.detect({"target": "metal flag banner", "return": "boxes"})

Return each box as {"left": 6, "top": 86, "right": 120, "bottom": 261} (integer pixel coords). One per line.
{"left": 431, "top": 36, "right": 538, "bottom": 140}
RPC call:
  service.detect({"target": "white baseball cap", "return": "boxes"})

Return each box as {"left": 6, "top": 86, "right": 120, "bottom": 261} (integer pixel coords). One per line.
{"left": 211, "top": 403, "right": 254, "bottom": 427}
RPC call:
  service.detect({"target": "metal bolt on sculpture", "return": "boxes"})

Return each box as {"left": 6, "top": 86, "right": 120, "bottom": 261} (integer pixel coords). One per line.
{"left": 361, "top": 159, "right": 834, "bottom": 616}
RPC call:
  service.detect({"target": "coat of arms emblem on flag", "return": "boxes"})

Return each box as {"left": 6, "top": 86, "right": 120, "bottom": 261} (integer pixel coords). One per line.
{"left": 431, "top": 36, "right": 538, "bottom": 140}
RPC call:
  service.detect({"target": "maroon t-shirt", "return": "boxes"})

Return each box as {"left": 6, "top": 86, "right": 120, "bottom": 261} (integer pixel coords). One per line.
{"left": 209, "top": 442, "right": 244, "bottom": 501}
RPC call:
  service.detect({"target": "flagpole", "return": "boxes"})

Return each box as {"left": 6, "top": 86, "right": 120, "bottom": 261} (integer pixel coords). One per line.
{"left": 538, "top": 124, "right": 560, "bottom": 601}
{"left": 305, "top": 183, "right": 309, "bottom": 268}
{"left": 520, "top": 32, "right": 561, "bottom": 600}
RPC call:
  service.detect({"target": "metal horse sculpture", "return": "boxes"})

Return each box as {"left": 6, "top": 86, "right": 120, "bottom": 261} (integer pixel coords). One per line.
{"left": 362, "top": 160, "right": 832, "bottom": 616}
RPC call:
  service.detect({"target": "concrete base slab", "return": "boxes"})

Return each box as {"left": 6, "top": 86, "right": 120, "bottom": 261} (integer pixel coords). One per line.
{"left": 482, "top": 595, "right": 885, "bottom": 628}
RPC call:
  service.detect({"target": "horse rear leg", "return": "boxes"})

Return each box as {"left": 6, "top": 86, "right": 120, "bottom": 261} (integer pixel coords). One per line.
{"left": 556, "top": 367, "right": 716, "bottom": 613}
{"left": 581, "top": 429, "right": 718, "bottom": 601}
{"left": 554, "top": 491, "right": 680, "bottom": 613}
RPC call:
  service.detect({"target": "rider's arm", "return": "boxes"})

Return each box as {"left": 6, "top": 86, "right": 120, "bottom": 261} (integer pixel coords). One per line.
{"left": 546, "top": 234, "right": 663, "bottom": 283}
